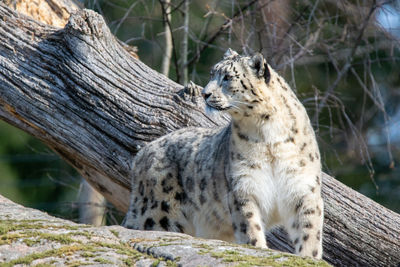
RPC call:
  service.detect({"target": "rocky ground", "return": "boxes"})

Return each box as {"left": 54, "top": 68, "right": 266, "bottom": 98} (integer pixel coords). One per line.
{"left": 0, "top": 194, "right": 329, "bottom": 266}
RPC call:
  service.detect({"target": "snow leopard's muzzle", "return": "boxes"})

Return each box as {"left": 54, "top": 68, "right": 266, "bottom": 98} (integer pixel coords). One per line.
{"left": 202, "top": 80, "right": 231, "bottom": 111}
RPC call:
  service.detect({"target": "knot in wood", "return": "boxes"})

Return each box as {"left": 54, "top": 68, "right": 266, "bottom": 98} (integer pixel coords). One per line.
{"left": 66, "top": 9, "right": 107, "bottom": 38}
{"left": 184, "top": 81, "right": 202, "bottom": 97}
{"left": 177, "top": 81, "right": 204, "bottom": 105}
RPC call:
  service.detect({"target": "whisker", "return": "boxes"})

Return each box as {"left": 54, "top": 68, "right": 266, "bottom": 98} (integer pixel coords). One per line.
{"left": 232, "top": 100, "right": 249, "bottom": 106}
{"left": 229, "top": 104, "right": 241, "bottom": 111}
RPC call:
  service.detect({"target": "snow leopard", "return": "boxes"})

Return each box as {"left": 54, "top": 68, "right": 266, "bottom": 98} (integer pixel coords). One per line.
{"left": 123, "top": 49, "right": 324, "bottom": 259}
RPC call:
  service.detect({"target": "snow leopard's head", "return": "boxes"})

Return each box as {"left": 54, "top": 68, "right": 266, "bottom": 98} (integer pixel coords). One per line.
{"left": 202, "top": 49, "right": 272, "bottom": 118}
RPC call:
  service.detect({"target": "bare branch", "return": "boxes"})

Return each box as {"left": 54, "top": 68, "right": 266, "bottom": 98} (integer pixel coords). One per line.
{"left": 159, "top": 0, "right": 181, "bottom": 83}
{"left": 181, "top": 0, "right": 189, "bottom": 85}
{"left": 160, "top": 0, "right": 173, "bottom": 77}
{"left": 186, "top": 0, "right": 258, "bottom": 67}
{"left": 316, "top": 0, "right": 380, "bottom": 115}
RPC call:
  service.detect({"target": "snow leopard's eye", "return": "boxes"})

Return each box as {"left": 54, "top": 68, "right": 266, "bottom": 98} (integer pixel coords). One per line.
{"left": 223, "top": 74, "right": 231, "bottom": 82}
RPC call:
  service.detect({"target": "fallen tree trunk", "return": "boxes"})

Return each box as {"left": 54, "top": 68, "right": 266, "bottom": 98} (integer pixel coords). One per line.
{"left": 0, "top": 4, "right": 399, "bottom": 266}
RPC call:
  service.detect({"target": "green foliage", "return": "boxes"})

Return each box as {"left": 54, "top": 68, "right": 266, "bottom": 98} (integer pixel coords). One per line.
{"left": 0, "top": 121, "right": 80, "bottom": 219}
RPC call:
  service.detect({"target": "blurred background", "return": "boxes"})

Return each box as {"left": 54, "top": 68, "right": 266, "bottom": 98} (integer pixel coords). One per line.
{"left": 1, "top": 0, "right": 399, "bottom": 225}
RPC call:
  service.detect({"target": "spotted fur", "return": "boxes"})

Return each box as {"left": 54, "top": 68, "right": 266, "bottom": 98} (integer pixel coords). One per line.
{"left": 123, "top": 49, "right": 324, "bottom": 259}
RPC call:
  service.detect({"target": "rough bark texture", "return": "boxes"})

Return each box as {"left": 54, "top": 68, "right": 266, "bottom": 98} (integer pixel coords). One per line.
{"left": 0, "top": 4, "right": 399, "bottom": 266}
{"left": 0, "top": 194, "right": 329, "bottom": 266}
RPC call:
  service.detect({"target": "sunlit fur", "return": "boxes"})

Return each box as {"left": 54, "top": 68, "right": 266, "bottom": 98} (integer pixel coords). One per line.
{"left": 124, "top": 49, "right": 324, "bottom": 260}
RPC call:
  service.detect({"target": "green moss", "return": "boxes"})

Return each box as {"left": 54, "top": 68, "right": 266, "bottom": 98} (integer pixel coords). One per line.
{"left": 94, "top": 257, "right": 113, "bottom": 264}
{"left": 208, "top": 249, "right": 330, "bottom": 267}
{"left": 71, "top": 230, "right": 93, "bottom": 239}
{"left": 194, "top": 243, "right": 214, "bottom": 250}
{"left": 110, "top": 229, "right": 119, "bottom": 238}
{"left": 151, "top": 259, "right": 160, "bottom": 267}
{"left": 0, "top": 230, "right": 77, "bottom": 247}
{"left": 23, "top": 238, "right": 40, "bottom": 246}
{"left": 165, "top": 260, "right": 178, "bottom": 267}
{"left": 198, "top": 249, "right": 209, "bottom": 255}
{"left": 0, "top": 220, "right": 84, "bottom": 236}
{"left": 0, "top": 222, "right": 16, "bottom": 235}
{"left": 0, "top": 233, "right": 23, "bottom": 245}
{"left": 67, "top": 261, "right": 90, "bottom": 267}
{"left": 80, "top": 251, "right": 96, "bottom": 258}
{"left": 193, "top": 241, "right": 330, "bottom": 267}
{"left": 0, "top": 220, "right": 96, "bottom": 250}
{"left": 93, "top": 241, "right": 142, "bottom": 258}
{"left": 39, "top": 232, "right": 75, "bottom": 244}
{"left": 0, "top": 219, "right": 188, "bottom": 267}
{"left": 0, "top": 220, "right": 46, "bottom": 234}
{"left": 0, "top": 242, "right": 109, "bottom": 267}
{"left": 0, "top": 245, "right": 80, "bottom": 267}
{"left": 121, "top": 257, "right": 136, "bottom": 267}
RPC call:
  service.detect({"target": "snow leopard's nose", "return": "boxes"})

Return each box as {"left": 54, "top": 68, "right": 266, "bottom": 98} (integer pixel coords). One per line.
{"left": 202, "top": 92, "right": 212, "bottom": 100}
{"left": 202, "top": 81, "right": 215, "bottom": 100}
{"left": 201, "top": 87, "right": 212, "bottom": 100}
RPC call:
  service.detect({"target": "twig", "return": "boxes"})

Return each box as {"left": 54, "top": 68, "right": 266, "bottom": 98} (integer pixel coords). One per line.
{"left": 186, "top": 0, "right": 258, "bottom": 67}
{"left": 277, "top": 20, "right": 323, "bottom": 69}
{"left": 113, "top": 0, "right": 140, "bottom": 35}
{"left": 315, "top": 0, "right": 379, "bottom": 116}
{"left": 367, "top": 67, "right": 394, "bottom": 168}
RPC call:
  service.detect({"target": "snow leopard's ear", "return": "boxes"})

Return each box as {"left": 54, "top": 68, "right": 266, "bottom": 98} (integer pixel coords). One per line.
{"left": 250, "top": 53, "right": 271, "bottom": 84}
{"left": 224, "top": 48, "right": 239, "bottom": 59}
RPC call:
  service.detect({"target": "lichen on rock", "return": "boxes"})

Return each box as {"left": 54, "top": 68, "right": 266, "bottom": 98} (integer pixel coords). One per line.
{"left": 0, "top": 194, "right": 330, "bottom": 266}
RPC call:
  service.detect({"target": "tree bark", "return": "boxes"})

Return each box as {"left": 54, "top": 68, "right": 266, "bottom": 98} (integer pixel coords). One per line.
{"left": 78, "top": 179, "right": 106, "bottom": 226}
{"left": 160, "top": 0, "right": 172, "bottom": 77}
{"left": 0, "top": 4, "right": 399, "bottom": 266}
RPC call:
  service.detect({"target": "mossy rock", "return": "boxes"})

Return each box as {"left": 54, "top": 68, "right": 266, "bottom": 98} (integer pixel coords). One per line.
{"left": 0, "top": 194, "right": 330, "bottom": 266}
